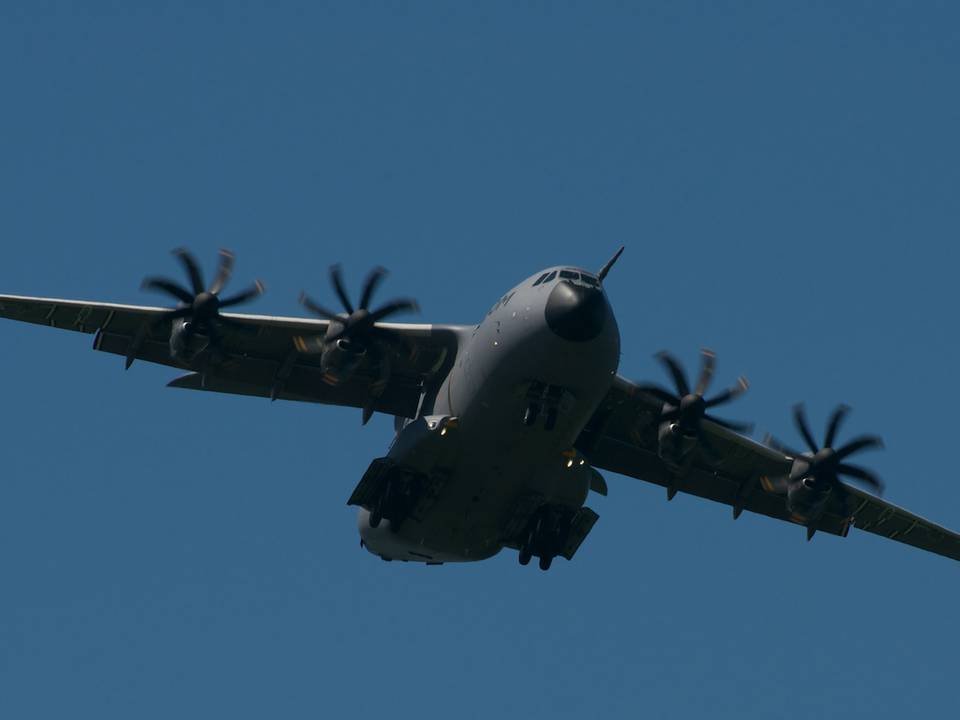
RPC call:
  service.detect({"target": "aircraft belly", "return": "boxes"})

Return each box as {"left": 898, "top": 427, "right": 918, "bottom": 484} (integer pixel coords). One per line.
{"left": 361, "top": 447, "right": 591, "bottom": 563}
{"left": 361, "top": 304, "right": 618, "bottom": 563}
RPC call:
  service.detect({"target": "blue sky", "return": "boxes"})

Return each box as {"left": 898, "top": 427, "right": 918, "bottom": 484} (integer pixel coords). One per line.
{"left": 1, "top": 2, "right": 958, "bottom": 718}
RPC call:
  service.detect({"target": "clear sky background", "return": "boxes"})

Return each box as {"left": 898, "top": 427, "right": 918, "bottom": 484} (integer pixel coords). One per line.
{"left": 1, "top": 2, "right": 958, "bottom": 718}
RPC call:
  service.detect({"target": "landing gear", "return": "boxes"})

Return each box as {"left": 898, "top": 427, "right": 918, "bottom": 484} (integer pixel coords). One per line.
{"left": 518, "top": 526, "right": 535, "bottom": 565}
{"left": 523, "top": 403, "right": 540, "bottom": 426}
{"left": 543, "top": 408, "right": 558, "bottom": 431}
{"left": 522, "top": 383, "right": 564, "bottom": 431}
{"left": 516, "top": 507, "right": 569, "bottom": 571}
{"left": 369, "top": 498, "right": 383, "bottom": 528}
{"left": 366, "top": 478, "right": 403, "bottom": 532}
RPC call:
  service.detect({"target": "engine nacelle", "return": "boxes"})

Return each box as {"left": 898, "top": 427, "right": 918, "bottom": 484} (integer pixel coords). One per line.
{"left": 320, "top": 337, "right": 366, "bottom": 384}
{"left": 657, "top": 421, "right": 698, "bottom": 466}
{"left": 169, "top": 319, "right": 196, "bottom": 362}
{"left": 786, "top": 475, "right": 831, "bottom": 517}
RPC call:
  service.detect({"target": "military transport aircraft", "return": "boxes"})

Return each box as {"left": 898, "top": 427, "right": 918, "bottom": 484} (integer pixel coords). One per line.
{"left": 2, "top": 247, "right": 959, "bottom": 569}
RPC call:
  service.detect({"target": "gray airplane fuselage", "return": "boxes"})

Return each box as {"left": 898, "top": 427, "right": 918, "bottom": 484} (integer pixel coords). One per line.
{"left": 358, "top": 267, "right": 620, "bottom": 563}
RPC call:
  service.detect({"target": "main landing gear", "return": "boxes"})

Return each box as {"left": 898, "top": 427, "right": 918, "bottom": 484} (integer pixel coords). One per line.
{"left": 368, "top": 475, "right": 421, "bottom": 532}
{"left": 349, "top": 458, "right": 438, "bottom": 535}
{"left": 517, "top": 507, "right": 570, "bottom": 571}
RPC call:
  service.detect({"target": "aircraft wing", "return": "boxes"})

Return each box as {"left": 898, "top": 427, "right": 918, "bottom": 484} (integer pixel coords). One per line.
{"left": 578, "top": 375, "right": 960, "bottom": 562}
{"left": 0, "top": 294, "right": 466, "bottom": 419}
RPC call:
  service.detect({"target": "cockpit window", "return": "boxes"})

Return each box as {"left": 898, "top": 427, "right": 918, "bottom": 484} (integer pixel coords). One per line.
{"left": 532, "top": 272, "right": 550, "bottom": 286}
{"left": 559, "top": 270, "right": 579, "bottom": 280}
{"left": 580, "top": 274, "right": 599, "bottom": 286}
{"left": 543, "top": 270, "right": 557, "bottom": 283}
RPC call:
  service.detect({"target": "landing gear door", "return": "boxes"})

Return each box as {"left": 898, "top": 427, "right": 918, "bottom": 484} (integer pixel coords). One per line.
{"left": 561, "top": 507, "right": 599, "bottom": 560}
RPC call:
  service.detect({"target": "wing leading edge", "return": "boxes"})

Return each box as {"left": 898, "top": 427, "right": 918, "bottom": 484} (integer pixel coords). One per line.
{"left": 578, "top": 375, "right": 960, "bottom": 562}
{"left": 0, "top": 294, "right": 467, "bottom": 419}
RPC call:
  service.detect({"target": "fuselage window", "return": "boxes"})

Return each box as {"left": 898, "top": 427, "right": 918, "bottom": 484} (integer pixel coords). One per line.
{"left": 559, "top": 270, "right": 579, "bottom": 280}
{"left": 532, "top": 272, "right": 550, "bottom": 286}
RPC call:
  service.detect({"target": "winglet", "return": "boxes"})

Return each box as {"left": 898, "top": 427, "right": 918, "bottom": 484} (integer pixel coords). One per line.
{"left": 597, "top": 246, "right": 625, "bottom": 282}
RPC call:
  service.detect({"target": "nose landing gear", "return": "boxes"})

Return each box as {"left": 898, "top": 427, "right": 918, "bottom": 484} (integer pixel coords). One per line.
{"left": 522, "top": 383, "right": 565, "bottom": 431}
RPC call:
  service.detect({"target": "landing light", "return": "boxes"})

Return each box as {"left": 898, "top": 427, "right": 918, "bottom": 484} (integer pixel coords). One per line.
{"left": 440, "top": 427, "right": 447, "bottom": 436}
{"left": 566, "top": 459, "right": 574, "bottom": 468}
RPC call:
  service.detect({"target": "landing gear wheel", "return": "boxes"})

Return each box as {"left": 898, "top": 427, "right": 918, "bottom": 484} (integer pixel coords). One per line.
{"left": 538, "top": 554, "right": 553, "bottom": 571}
{"left": 523, "top": 403, "right": 540, "bottom": 426}
{"left": 369, "top": 503, "right": 382, "bottom": 529}
{"left": 518, "top": 547, "right": 531, "bottom": 565}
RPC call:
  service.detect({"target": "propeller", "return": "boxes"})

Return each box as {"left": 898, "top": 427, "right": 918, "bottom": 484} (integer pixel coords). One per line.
{"left": 766, "top": 403, "right": 885, "bottom": 515}
{"left": 137, "top": 248, "right": 264, "bottom": 366}
{"left": 295, "top": 264, "right": 419, "bottom": 355}
{"left": 639, "top": 349, "right": 753, "bottom": 439}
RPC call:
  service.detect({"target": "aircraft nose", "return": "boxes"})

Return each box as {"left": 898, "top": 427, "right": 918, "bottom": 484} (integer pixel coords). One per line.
{"left": 545, "top": 281, "right": 607, "bottom": 342}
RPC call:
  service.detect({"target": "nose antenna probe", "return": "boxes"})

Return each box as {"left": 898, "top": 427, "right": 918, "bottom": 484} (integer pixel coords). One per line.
{"left": 597, "top": 246, "right": 625, "bottom": 282}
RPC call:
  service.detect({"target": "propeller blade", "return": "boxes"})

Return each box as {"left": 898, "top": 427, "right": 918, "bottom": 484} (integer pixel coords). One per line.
{"left": 694, "top": 348, "right": 716, "bottom": 396}
{"left": 330, "top": 264, "right": 355, "bottom": 315}
{"left": 299, "top": 293, "right": 340, "bottom": 320}
{"left": 793, "top": 404, "right": 820, "bottom": 454}
{"left": 368, "top": 299, "right": 420, "bottom": 323}
{"left": 173, "top": 248, "right": 205, "bottom": 295}
{"left": 698, "top": 428, "right": 722, "bottom": 461}
{"left": 160, "top": 307, "right": 194, "bottom": 321}
{"left": 660, "top": 408, "right": 682, "bottom": 423}
{"left": 764, "top": 434, "right": 806, "bottom": 459}
{"left": 206, "top": 319, "right": 223, "bottom": 341}
{"left": 636, "top": 384, "right": 680, "bottom": 405}
{"left": 835, "top": 435, "right": 884, "bottom": 461}
{"left": 655, "top": 351, "right": 690, "bottom": 397}
{"left": 358, "top": 266, "right": 388, "bottom": 311}
{"left": 205, "top": 320, "right": 224, "bottom": 354}
{"left": 219, "top": 280, "right": 265, "bottom": 308}
{"left": 141, "top": 277, "right": 195, "bottom": 305}
{"left": 705, "top": 415, "right": 754, "bottom": 434}
{"left": 704, "top": 376, "right": 749, "bottom": 408}
{"left": 208, "top": 248, "right": 235, "bottom": 295}
{"left": 837, "top": 462, "right": 884, "bottom": 493}
{"left": 824, "top": 404, "right": 850, "bottom": 449}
